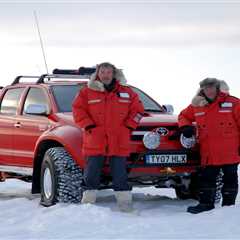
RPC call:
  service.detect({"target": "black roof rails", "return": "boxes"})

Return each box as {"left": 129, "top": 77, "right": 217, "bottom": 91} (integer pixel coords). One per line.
{"left": 11, "top": 76, "right": 40, "bottom": 86}
{"left": 37, "top": 74, "right": 49, "bottom": 84}
{"left": 11, "top": 67, "right": 96, "bottom": 85}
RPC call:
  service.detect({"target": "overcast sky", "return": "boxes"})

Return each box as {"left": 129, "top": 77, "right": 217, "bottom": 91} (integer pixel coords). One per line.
{"left": 0, "top": 0, "right": 240, "bottom": 113}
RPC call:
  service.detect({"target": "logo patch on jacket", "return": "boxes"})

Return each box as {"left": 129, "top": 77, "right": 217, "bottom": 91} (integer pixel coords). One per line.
{"left": 119, "top": 92, "right": 130, "bottom": 98}
{"left": 133, "top": 113, "right": 143, "bottom": 123}
{"left": 220, "top": 102, "right": 233, "bottom": 108}
{"left": 219, "top": 102, "right": 233, "bottom": 112}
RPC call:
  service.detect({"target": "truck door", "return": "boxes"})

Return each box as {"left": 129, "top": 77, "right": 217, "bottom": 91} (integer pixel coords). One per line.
{"left": 13, "top": 87, "right": 51, "bottom": 167}
{"left": 0, "top": 87, "right": 25, "bottom": 166}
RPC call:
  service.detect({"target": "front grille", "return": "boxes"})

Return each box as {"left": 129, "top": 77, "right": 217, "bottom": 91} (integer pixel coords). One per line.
{"left": 131, "top": 125, "right": 179, "bottom": 141}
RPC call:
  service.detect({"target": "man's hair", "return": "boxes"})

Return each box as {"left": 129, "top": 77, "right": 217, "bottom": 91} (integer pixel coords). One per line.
{"left": 199, "top": 78, "right": 220, "bottom": 89}
{"left": 97, "top": 62, "right": 117, "bottom": 76}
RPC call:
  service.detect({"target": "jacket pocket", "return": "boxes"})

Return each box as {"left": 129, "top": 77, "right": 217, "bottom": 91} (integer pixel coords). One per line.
{"left": 219, "top": 121, "right": 238, "bottom": 139}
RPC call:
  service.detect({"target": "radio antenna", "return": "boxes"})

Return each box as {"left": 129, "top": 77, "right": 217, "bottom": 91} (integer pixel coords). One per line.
{"left": 34, "top": 11, "right": 49, "bottom": 74}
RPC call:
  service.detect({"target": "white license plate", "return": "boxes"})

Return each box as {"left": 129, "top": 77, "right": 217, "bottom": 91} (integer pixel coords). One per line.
{"left": 145, "top": 154, "right": 187, "bottom": 164}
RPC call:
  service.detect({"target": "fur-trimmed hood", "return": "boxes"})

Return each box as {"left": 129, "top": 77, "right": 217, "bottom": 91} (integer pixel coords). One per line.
{"left": 191, "top": 80, "right": 230, "bottom": 107}
{"left": 87, "top": 67, "right": 127, "bottom": 92}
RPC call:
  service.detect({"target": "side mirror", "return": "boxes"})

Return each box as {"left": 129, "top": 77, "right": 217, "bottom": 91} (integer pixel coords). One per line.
{"left": 25, "top": 104, "right": 49, "bottom": 116}
{"left": 162, "top": 104, "right": 174, "bottom": 114}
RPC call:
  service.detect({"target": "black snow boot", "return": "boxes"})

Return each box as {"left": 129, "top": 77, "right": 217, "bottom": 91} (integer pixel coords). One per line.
{"left": 187, "top": 188, "right": 215, "bottom": 214}
{"left": 187, "top": 203, "right": 214, "bottom": 214}
{"left": 222, "top": 189, "right": 238, "bottom": 207}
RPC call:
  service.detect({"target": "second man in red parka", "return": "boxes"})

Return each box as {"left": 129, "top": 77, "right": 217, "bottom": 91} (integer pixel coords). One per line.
{"left": 179, "top": 78, "right": 240, "bottom": 214}
{"left": 72, "top": 62, "right": 144, "bottom": 212}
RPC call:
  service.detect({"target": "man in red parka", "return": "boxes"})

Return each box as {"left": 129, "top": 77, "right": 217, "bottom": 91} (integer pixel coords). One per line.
{"left": 179, "top": 78, "right": 240, "bottom": 214}
{"left": 72, "top": 62, "right": 144, "bottom": 212}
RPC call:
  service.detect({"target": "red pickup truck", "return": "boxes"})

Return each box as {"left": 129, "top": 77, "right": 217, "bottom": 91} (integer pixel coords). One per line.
{"left": 0, "top": 68, "right": 200, "bottom": 206}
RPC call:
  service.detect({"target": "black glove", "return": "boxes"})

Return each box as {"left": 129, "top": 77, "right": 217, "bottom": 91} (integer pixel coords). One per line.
{"left": 85, "top": 124, "right": 96, "bottom": 131}
{"left": 180, "top": 125, "right": 195, "bottom": 138}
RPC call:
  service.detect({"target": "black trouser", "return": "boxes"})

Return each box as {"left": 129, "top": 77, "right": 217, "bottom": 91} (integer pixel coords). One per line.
{"left": 83, "top": 156, "right": 131, "bottom": 191}
{"left": 199, "top": 163, "right": 238, "bottom": 206}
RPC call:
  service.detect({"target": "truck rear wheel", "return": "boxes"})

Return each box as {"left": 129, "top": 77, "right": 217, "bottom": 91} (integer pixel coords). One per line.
{"left": 40, "top": 147, "right": 83, "bottom": 207}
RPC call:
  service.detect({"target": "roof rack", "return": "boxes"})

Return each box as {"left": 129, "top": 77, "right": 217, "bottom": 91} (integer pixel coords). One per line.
{"left": 11, "top": 67, "right": 97, "bottom": 85}
{"left": 11, "top": 76, "right": 40, "bottom": 86}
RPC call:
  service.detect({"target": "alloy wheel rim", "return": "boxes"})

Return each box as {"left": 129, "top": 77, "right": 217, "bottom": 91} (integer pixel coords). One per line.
{"left": 43, "top": 167, "right": 53, "bottom": 199}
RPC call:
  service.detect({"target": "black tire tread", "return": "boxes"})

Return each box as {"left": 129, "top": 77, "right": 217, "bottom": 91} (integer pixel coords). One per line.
{"left": 41, "top": 147, "right": 83, "bottom": 205}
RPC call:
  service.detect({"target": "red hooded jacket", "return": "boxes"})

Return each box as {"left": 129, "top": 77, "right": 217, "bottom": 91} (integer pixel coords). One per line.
{"left": 72, "top": 78, "right": 144, "bottom": 157}
{"left": 179, "top": 91, "right": 240, "bottom": 166}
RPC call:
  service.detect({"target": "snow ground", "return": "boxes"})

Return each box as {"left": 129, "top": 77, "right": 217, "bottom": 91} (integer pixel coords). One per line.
{"left": 0, "top": 179, "right": 239, "bottom": 240}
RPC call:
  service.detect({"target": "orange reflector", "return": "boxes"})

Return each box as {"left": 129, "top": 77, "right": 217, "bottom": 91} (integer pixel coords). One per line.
{"left": 159, "top": 167, "right": 176, "bottom": 174}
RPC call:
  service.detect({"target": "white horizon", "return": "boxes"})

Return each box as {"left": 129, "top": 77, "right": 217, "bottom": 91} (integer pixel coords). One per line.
{"left": 1, "top": 1, "right": 239, "bottom": 113}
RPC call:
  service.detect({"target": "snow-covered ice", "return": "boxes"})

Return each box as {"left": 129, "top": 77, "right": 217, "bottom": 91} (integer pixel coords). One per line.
{"left": 0, "top": 179, "right": 239, "bottom": 239}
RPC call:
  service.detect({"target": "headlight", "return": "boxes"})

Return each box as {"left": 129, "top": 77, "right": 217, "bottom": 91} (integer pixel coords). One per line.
{"left": 143, "top": 132, "right": 161, "bottom": 149}
{"left": 180, "top": 134, "right": 196, "bottom": 149}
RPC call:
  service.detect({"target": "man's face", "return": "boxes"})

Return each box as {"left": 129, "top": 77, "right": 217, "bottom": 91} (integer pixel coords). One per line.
{"left": 98, "top": 66, "right": 114, "bottom": 85}
{"left": 202, "top": 84, "right": 218, "bottom": 100}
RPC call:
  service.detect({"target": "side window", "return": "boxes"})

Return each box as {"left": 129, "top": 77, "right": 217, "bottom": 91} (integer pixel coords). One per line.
{"left": 23, "top": 87, "right": 49, "bottom": 114}
{"left": 0, "top": 88, "right": 24, "bottom": 115}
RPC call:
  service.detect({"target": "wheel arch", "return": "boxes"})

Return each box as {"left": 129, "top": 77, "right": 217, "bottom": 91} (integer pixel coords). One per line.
{"left": 32, "top": 125, "right": 85, "bottom": 194}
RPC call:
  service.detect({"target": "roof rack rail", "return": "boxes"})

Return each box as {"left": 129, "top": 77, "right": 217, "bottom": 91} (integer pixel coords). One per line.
{"left": 11, "top": 76, "right": 40, "bottom": 86}
{"left": 36, "top": 73, "right": 93, "bottom": 84}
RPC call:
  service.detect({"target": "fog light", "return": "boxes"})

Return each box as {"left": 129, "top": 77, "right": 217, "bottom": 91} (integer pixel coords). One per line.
{"left": 143, "top": 132, "right": 161, "bottom": 149}
{"left": 180, "top": 134, "right": 196, "bottom": 149}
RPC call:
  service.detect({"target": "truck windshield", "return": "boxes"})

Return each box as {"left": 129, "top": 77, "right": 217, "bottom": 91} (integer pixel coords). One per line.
{"left": 51, "top": 84, "right": 163, "bottom": 113}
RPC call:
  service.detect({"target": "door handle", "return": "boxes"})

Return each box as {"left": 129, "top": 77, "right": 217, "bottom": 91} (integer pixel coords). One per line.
{"left": 14, "top": 122, "right": 21, "bottom": 128}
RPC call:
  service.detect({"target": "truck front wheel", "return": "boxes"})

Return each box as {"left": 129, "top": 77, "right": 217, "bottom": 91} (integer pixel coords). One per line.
{"left": 40, "top": 147, "right": 83, "bottom": 207}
